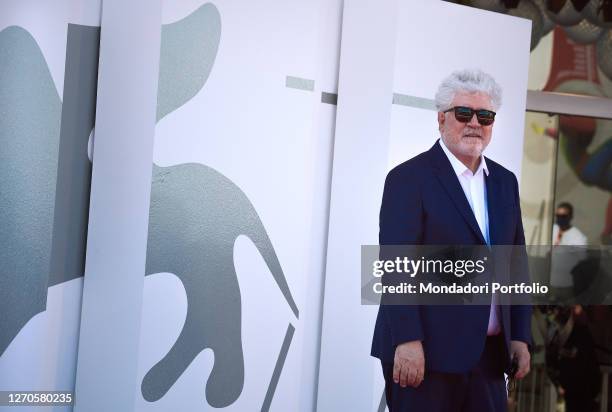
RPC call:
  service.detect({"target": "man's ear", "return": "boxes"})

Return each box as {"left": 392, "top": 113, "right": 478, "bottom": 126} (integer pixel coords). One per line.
{"left": 437, "top": 112, "right": 445, "bottom": 132}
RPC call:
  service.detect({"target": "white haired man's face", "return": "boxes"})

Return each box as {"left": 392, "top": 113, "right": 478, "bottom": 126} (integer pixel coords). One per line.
{"left": 437, "top": 91, "right": 493, "bottom": 160}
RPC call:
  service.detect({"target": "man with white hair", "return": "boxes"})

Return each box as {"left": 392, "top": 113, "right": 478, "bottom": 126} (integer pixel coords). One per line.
{"left": 371, "top": 69, "right": 532, "bottom": 411}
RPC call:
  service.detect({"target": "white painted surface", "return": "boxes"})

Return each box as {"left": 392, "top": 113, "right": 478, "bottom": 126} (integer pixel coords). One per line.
{"left": 74, "top": 0, "right": 161, "bottom": 410}
{"left": 319, "top": 1, "right": 531, "bottom": 410}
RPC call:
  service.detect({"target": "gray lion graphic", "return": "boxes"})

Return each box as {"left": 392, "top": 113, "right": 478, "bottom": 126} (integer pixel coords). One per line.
{"left": 0, "top": 3, "right": 298, "bottom": 408}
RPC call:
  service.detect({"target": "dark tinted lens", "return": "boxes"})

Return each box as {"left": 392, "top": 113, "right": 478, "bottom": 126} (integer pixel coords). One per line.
{"left": 454, "top": 107, "right": 474, "bottom": 122}
{"left": 476, "top": 110, "right": 495, "bottom": 126}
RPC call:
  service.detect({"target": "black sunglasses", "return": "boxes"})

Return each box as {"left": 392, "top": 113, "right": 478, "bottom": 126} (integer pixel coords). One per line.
{"left": 444, "top": 106, "right": 496, "bottom": 126}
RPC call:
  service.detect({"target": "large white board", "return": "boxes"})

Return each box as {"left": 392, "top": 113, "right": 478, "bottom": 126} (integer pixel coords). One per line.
{"left": 134, "top": 1, "right": 343, "bottom": 410}
{"left": 318, "top": 1, "right": 531, "bottom": 410}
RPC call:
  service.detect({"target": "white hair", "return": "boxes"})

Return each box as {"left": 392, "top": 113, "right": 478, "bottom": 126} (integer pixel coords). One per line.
{"left": 434, "top": 69, "right": 503, "bottom": 112}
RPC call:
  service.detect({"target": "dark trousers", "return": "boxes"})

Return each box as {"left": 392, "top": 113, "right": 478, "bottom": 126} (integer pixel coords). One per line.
{"left": 381, "top": 336, "right": 508, "bottom": 412}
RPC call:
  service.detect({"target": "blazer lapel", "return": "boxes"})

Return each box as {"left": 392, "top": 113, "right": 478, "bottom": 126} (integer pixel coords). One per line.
{"left": 430, "top": 141, "right": 487, "bottom": 245}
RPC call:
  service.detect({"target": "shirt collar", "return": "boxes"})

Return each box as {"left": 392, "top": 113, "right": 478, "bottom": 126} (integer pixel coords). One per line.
{"left": 439, "top": 138, "right": 489, "bottom": 177}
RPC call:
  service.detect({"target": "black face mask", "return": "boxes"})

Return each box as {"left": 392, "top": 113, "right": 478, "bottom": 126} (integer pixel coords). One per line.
{"left": 555, "top": 214, "right": 571, "bottom": 231}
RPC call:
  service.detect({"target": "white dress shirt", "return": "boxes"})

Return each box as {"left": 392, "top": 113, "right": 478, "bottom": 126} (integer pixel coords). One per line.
{"left": 440, "top": 139, "right": 501, "bottom": 336}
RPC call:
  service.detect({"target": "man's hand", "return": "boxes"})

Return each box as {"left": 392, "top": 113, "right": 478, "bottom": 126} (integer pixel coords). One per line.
{"left": 510, "top": 340, "right": 530, "bottom": 379}
{"left": 393, "top": 340, "right": 425, "bottom": 388}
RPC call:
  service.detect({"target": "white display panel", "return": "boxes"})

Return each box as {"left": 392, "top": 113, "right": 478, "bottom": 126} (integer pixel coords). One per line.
{"left": 318, "top": 1, "right": 531, "bottom": 410}
{"left": 0, "top": 1, "right": 101, "bottom": 407}
{"left": 0, "top": 0, "right": 532, "bottom": 410}
{"left": 134, "top": 1, "right": 343, "bottom": 410}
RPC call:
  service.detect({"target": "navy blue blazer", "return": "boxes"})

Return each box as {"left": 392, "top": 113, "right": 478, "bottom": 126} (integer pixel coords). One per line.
{"left": 371, "top": 140, "right": 532, "bottom": 373}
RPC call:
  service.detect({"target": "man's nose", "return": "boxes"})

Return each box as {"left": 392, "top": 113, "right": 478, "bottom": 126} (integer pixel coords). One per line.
{"left": 468, "top": 113, "right": 480, "bottom": 127}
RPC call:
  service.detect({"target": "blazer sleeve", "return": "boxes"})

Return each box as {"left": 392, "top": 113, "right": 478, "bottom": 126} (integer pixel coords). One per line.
{"left": 509, "top": 173, "right": 533, "bottom": 345}
{"left": 379, "top": 168, "right": 425, "bottom": 345}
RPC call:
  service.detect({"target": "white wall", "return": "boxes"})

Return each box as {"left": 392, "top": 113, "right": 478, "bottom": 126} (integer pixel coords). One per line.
{"left": 134, "top": 1, "right": 343, "bottom": 411}
{"left": 0, "top": 1, "right": 100, "bottom": 409}
{"left": 318, "top": 1, "right": 531, "bottom": 410}
{"left": 0, "top": 1, "right": 532, "bottom": 410}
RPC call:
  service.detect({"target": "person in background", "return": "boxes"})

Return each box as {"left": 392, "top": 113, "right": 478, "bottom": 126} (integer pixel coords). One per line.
{"left": 550, "top": 202, "right": 588, "bottom": 302}
{"left": 552, "top": 202, "right": 587, "bottom": 247}
{"left": 538, "top": 305, "right": 601, "bottom": 412}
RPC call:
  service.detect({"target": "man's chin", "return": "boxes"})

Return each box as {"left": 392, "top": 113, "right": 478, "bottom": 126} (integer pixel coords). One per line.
{"left": 458, "top": 144, "right": 483, "bottom": 158}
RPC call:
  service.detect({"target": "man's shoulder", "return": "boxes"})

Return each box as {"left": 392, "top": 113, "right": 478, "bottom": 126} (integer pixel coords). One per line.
{"left": 484, "top": 156, "right": 518, "bottom": 183}
{"left": 386, "top": 150, "right": 432, "bottom": 180}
